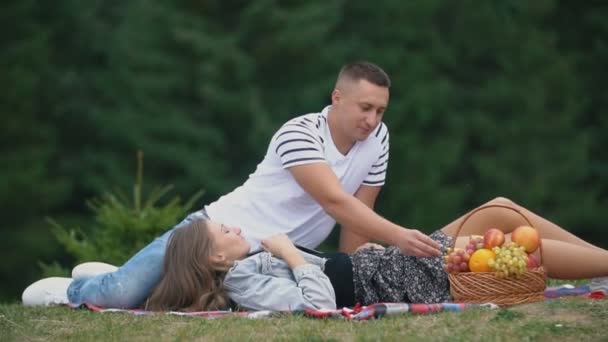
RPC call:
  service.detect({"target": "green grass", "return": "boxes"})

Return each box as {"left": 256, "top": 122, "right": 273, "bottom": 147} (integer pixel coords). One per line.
{"left": 1, "top": 298, "right": 606, "bottom": 341}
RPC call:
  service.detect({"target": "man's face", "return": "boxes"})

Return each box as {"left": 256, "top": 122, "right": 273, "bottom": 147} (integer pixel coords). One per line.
{"left": 332, "top": 79, "right": 389, "bottom": 142}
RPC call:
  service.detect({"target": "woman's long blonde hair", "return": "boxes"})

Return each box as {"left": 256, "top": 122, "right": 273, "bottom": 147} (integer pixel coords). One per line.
{"left": 146, "top": 219, "right": 229, "bottom": 311}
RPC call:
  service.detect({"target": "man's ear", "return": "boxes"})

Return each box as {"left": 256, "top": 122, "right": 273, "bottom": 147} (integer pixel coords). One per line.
{"left": 331, "top": 89, "right": 341, "bottom": 105}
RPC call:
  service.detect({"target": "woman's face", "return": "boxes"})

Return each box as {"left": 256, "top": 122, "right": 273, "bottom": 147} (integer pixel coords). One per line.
{"left": 206, "top": 220, "right": 250, "bottom": 267}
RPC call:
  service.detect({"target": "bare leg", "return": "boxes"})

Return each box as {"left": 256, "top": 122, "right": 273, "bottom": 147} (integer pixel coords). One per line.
{"left": 441, "top": 197, "right": 604, "bottom": 251}
{"left": 444, "top": 199, "right": 608, "bottom": 280}
{"left": 454, "top": 235, "right": 608, "bottom": 279}
{"left": 541, "top": 239, "right": 608, "bottom": 279}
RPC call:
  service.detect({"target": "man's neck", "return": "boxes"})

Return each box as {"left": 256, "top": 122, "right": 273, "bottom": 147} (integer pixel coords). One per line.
{"left": 327, "top": 109, "right": 356, "bottom": 156}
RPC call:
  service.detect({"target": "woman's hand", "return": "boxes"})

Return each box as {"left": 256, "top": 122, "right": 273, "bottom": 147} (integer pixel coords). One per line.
{"left": 261, "top": 234, "right": 306, "bottom": 269}
{"left": 261, "top": 233, "right": 297, "bottom": 258}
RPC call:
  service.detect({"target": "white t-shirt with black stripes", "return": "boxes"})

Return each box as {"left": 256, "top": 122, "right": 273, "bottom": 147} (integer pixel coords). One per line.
{"left": 205, "top": 106, "right": 390, "bottom": 252}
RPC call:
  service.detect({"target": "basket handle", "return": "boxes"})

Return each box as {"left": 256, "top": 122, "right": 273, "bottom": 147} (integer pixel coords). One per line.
{"left": 450, "top": 203, "right": 542, "bottom": 264}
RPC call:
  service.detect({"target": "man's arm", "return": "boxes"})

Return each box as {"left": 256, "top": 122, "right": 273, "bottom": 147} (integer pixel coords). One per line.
{"left": 288, "top": 163, "right": 441, "bottom": 257}
{"left": 338, "top": 185, "right": 381, "bottom": 253}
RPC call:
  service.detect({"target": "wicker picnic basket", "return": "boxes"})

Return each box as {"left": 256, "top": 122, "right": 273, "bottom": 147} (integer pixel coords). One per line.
{"left": 448, "top": 204, "right": 547, "bottom": 306}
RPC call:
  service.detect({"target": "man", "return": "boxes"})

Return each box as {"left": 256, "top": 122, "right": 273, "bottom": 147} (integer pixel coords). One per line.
{"left": 205, "top": 61, "right": 440, "bottom": 256}
{"left": 25, "top": 61, "right": 440, "bottom": 309}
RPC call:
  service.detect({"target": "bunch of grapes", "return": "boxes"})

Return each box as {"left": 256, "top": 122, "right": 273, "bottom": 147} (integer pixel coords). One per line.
{"left": 465, "top": 236, "right": 485, "bottom": 255}
{"left": 443, "top": 248, "right": 470, "bottom": 273}
{"left": 487, "top": 242, "right": 528, "bottom": 278}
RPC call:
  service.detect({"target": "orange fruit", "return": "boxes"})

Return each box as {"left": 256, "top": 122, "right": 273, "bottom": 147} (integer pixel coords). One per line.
{"left": 468, "top": 249, "right": 496, "bottom": 272}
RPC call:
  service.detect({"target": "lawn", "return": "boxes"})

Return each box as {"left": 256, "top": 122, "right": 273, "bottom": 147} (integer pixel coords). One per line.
{"left": 1, "top": 297, "right": 606, "bottom": 341}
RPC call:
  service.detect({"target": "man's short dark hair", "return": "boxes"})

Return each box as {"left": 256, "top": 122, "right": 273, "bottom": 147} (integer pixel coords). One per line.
{"left": 337, "top": 61, "right": 391, "bottom": 88}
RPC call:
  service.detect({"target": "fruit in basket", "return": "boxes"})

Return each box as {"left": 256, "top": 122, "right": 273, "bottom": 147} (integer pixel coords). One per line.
{"left": 483, "top": 228, "right": 505, "bottom": 249}
{"left": 527, "top": 253, "right": 539, "bottom": 269}
{"left": 470, "top": 235, "right": 483, "bottom": 243}
{"left": 465, "top": 235, "right": 485, "bottom": 255}
{"left": 468, "top": 248, "right": 496, "bottom": 272}
{"left": 443, "top": 248, "right": 471, "bottom": 273}
{"left": 444, "top": 248, "right": 471, "bottom": 273}
{"left": 488, "top": 242, "right": 528, "bottom": 278}
{"left": 511, "top": 225, "right": 540, "bottom": 253}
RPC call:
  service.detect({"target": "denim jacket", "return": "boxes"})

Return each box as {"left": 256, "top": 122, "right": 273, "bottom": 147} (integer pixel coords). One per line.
{"left": 223, "top": 250, "right": 337, "bottom": 311}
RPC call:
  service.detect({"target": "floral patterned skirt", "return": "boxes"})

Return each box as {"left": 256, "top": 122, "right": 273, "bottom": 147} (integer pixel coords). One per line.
{"left": 350, "top": 230, "right": 452, "bottom": 305}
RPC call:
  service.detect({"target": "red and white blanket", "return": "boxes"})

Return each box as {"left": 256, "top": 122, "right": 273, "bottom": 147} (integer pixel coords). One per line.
{"left": 66, "top": 283, "right": 605, "bottom": 321}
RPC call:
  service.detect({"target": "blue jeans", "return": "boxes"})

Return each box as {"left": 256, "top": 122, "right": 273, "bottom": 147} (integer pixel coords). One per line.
{"left": 67, "top": 210, "right": 208, "bottom": 308}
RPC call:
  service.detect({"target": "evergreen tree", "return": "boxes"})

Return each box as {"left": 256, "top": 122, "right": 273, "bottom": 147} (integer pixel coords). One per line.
{"left": 0, "top": 0, "right": 71, "bottom": 301}
{"left": 46, "top": 151, "right": 203, "bottom": 270}
{"left": 549, "top": 0, "right": 608, "bottom": 242}
{"left": 2, "top": 0, "right": 607, "bottom": 301}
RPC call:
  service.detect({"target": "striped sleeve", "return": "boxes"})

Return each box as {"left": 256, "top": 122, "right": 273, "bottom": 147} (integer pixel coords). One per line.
{"left": 272, "top": 120, "right": 326, "bottom": 168}
{"left": 363, "top": 123, "right": 389, "bottom": 186}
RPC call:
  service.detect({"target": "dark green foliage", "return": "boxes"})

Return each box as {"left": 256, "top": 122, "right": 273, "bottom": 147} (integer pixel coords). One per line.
{"left": 45, "top": 152, "right": 203, "bottom": 271}
{"left": 1, "top": 0, "right": 607, "bottom": 301}
{"left": 48, "top": 184, "right": 202, "bottom": 267}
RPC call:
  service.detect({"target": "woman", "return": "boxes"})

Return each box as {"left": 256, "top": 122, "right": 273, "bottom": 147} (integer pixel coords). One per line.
{"left": 23, "top": 198, "right": 608, "bottom": 310}
{"left": 145, "top": 199, "right": 608, "bottom": 312}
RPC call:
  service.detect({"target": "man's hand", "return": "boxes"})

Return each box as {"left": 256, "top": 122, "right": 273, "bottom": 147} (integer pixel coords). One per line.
{"left": 287, "top": 163, "right": 441, "bottom": 258}
{"left": 396, "top": 229, "right": 441, "bottom": 257}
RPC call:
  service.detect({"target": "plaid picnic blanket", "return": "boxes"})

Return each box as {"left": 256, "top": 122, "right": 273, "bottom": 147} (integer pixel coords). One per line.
{"left": 66, "top": 283, "right": 605, "bottom": 321}
{"left": 66, "top": 302, "right": 277, "bottom": 319}
{"left": 66, "top": 301, "right": 498, "bottom": 320}
{"left": 545, "top": 284, "right": 606, "bottom": 299}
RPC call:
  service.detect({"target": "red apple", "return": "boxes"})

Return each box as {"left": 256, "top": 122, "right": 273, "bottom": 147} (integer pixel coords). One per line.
{"left": 527, "top": 253, "right": 539, "bottom": 269}
{"left": 511, "top": 225, "right": 540, "bottom": 253}
{"left": 484, "top": 228, "right": 505, "bottom": 249}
